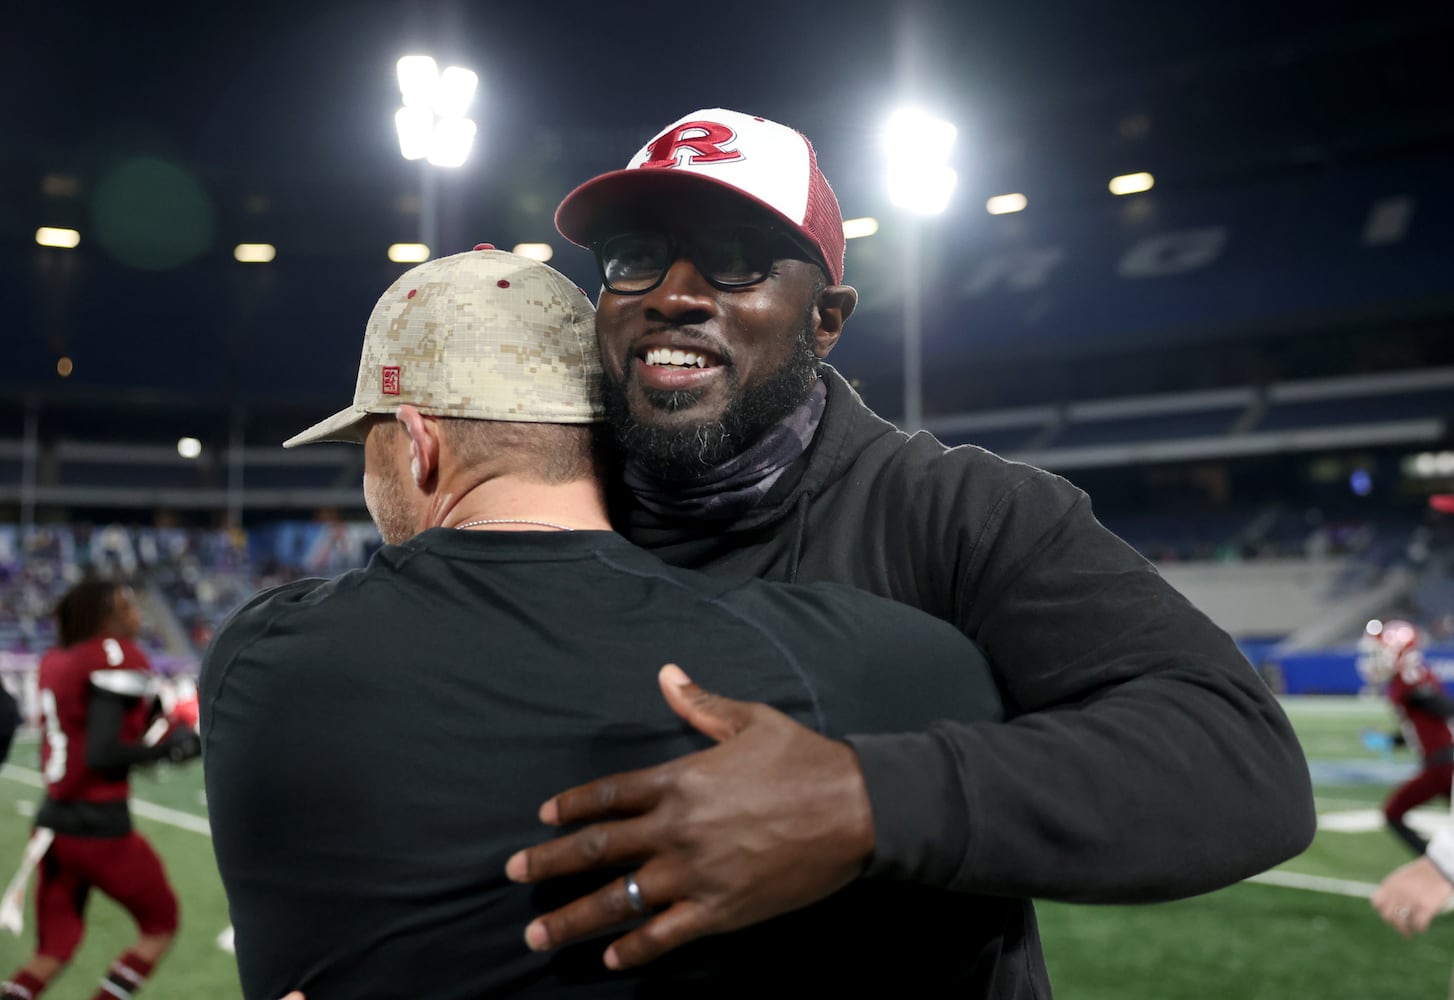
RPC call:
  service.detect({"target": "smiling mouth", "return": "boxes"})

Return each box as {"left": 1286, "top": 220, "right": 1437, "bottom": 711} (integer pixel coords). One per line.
{"left": 639, "top": 347, "right": 722, "bottom": 370}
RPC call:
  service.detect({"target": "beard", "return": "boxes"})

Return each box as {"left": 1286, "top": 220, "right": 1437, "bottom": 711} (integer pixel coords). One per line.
{"left": 603, "top": 314, "right": 821, "bottom": 481}
{"left": 364, "top": 457, "right": 416, "bottom": 546}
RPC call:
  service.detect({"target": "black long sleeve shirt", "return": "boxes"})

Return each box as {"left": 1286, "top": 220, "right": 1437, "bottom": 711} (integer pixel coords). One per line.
{"left": 616, "top": 364, "right": 1317, "bottom": 998}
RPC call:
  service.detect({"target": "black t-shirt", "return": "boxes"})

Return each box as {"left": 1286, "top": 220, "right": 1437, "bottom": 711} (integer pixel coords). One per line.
{"left": 201, "top": 528, "right": 1002, "bottom": 999}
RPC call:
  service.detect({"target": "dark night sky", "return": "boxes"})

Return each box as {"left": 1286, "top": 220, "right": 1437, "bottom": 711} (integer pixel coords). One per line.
{"left": 9, "top": 0, "right": 1450, "bottom": 189}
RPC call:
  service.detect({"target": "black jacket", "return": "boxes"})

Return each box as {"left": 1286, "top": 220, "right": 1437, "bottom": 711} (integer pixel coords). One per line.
{"left": 616, "top": 365, "right": 1316, "bottom": 998}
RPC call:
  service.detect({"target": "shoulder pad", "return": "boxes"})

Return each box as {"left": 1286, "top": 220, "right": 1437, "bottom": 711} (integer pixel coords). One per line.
{"left": 91, "top": 670, "right": 157, "bottom": 699}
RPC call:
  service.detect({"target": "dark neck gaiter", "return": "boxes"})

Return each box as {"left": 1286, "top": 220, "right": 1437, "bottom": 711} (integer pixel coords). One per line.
{"left": 622, "top": 379, "right": 827, "bottom": 521}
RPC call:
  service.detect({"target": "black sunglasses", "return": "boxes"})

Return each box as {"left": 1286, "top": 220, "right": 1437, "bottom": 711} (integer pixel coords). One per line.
{"left": 591, "top": 224, "right": 817, "bottom": 295}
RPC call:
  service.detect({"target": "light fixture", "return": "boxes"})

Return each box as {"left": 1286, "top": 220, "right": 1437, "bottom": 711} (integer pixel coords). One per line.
{"left": 986, "top": 193, "right": 1028, "bottom": 215}
{"left": 512, "top": 242, "right": 554, "bottom": 262}
{"left": 234, "top": 243, "right": 276, "bottom": 263}
{"left": 884, "top": 109, "right": 958, "bottom": 216}
{"left": 36, "top": 227, "right": 81, "bottom": 249}
{"left": 1109, "top": 172, "right": 1155, "bottom": 196}
{"left": 395, "top": 55, "right": 479, "bottom": 167}
{"left": 388, "top": 243, "right": 430, "bottom": 263}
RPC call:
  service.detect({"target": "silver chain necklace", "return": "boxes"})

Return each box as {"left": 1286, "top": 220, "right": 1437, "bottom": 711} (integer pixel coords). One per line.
{"left": 455, "top": 519, "right": 576, "bottom": 532}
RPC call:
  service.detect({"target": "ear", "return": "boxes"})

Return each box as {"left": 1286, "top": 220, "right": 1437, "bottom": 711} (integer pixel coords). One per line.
{"left": 813, "top": 284, "right": 857, "bottom": 359}
{"left": 395, "top": 405, "right": 440, "bottom": 489}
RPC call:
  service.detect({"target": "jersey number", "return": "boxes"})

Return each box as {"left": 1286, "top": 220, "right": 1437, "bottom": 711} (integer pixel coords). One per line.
{"left": 39, "top": 689, "right": 67, "bottom": 785}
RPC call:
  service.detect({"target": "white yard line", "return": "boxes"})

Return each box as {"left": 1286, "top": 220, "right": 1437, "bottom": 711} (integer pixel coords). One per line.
{"left": 1279, "top": 696, "right": 1389, "bottom": 717}
{"left": 1313, "top": 796, "right": 1381, "bottom": 809}
{"left": 1244, "top": 869, "right": 1378, "bottom": 899}
{"left": 0, "top": 764, "right": 211, "bottom": 836}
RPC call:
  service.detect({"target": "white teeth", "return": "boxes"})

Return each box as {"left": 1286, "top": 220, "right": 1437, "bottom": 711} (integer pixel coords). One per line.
{"left": 644, "top": 348, "right": 709, "bottom": 368}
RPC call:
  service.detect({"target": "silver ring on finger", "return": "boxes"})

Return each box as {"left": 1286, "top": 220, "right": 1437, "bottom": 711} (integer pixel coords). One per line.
{"left": 624, "top": 872, "right": 648, "bottom": 915}
{"left": 1396, "top": 904, "right": 1412, "bottom": 920}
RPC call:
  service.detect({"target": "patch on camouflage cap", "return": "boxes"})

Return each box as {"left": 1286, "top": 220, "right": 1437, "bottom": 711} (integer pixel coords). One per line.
{"left": 284, "top": 248, "right": 603, "bottom": 448}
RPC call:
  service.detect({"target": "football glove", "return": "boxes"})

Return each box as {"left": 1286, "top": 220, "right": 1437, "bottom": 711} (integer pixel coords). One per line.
{"left": 162, "top": 726, "right": 202, "bottom": 763}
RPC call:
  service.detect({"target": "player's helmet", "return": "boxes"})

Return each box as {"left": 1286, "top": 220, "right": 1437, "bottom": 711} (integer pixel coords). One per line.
{"left": 1356, "top": 618, "right": 1421, "bottom": 684}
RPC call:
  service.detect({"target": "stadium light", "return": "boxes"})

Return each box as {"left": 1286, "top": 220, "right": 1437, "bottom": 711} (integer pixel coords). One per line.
{"left": 843, "top": 217, "right": 879, "bottom": 240}
{"left": 388, "top": 243, "right": 431, "bottom": 263}
{"left": 394, "top": 106, "right": 434, "bottom": 160}
{"left": 396, "top": 56, "right": 439, "bottom": 107}
{"left": 395, "top": 55, "right": 480, "bottom": 259}
{"left": 234, "top": 243, "right": 276, "bottom": 263}
{"left": 394, "top": 58, "right": 479, "bottom": 164}
{"left": 512, "top": 242, "right": 554, "bottom": 262}
{"left": 56, "top": 357, "right": 73, "bottom": 377}
{"left": 884, "top": 109, "right": 957, "bottom": 216}
{"left": 986, "top": 193, "right": 1028, "bottom": 215}
{"left": 1406, "top": 451, "right": 1454, "bottom": 478}
{"left": 1109, "top": 172, "right": 1155, "bottom": 196}
{"left": 884, "top": 108, "right": 957, "bottom": 435}
{"left": 427, "top": 117, "right": 478, "bottom": 169}
{"left": 433, "top": 66, "right": 479, "bottom": 119}
{"left": 177, "top": 437, "right": 203, "bottom": 459}
{"left": 36, "top": 226, "right": 81, "bottom": 249}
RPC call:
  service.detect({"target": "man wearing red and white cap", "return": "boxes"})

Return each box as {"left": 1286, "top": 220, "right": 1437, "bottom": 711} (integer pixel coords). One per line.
{"left": 502, "top": 107, "right": 1318, "bottom": 997}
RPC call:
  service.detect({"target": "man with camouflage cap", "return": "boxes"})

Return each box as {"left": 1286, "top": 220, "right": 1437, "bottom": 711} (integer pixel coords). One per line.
{"left": 199, "top": 246, "right": 1005, "bottom": 996}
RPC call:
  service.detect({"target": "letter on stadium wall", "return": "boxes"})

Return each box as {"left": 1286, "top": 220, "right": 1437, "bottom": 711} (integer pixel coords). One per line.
{"left": 1117, "top": 227, "right": 1229, "bottom": 279}
{"left": 961, "top": 248, "right": 1066, "bottom": 298}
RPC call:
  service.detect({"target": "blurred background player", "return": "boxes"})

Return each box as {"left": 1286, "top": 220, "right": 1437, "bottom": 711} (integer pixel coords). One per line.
{"left": 1, "top": 580, "right": 201, "bottom": 1000}
{"left": 1357, "top": 617, "right": 1454, "bottom": 855}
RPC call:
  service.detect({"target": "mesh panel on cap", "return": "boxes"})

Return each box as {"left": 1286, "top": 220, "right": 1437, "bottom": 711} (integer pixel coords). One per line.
{"left": 800, "top": 142, "right": 845, "bottom": 285}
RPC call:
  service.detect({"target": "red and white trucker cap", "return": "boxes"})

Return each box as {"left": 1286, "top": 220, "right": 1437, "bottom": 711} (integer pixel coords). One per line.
{"left": 555, "top": 108, "right": 846, "bottom": 285}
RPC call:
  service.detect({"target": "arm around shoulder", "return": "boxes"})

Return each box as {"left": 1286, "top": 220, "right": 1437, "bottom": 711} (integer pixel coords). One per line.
{"left": 836, "top": 595, "right": 1003, "bottom": 888}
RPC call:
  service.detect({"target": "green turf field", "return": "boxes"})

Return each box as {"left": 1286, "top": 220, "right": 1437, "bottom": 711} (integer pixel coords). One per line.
{"left": 0, "top": 696, "right": 1448, "bottom": 998}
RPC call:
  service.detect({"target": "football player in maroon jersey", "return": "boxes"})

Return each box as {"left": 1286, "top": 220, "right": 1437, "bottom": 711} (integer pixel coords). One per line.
{"left": 1358, "top": 618, "right": 1454, "bottom": 855}
{"left": 1, "top": 580, "right": 200, "bottom": 1000}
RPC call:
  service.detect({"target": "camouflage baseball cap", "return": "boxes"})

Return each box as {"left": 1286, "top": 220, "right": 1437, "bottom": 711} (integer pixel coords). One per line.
{"left": 284, "top": 247, "right": 604, "bottom": 448}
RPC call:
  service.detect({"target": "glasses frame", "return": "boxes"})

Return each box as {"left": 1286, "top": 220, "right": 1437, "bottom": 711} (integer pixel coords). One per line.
{"left": 590, "top": 224, "right": 820, "bottom": 296}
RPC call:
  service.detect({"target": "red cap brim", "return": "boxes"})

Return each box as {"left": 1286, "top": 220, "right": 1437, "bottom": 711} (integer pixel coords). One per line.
{"left": 555, "top": 168, "right": 834, "bottom": 280}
